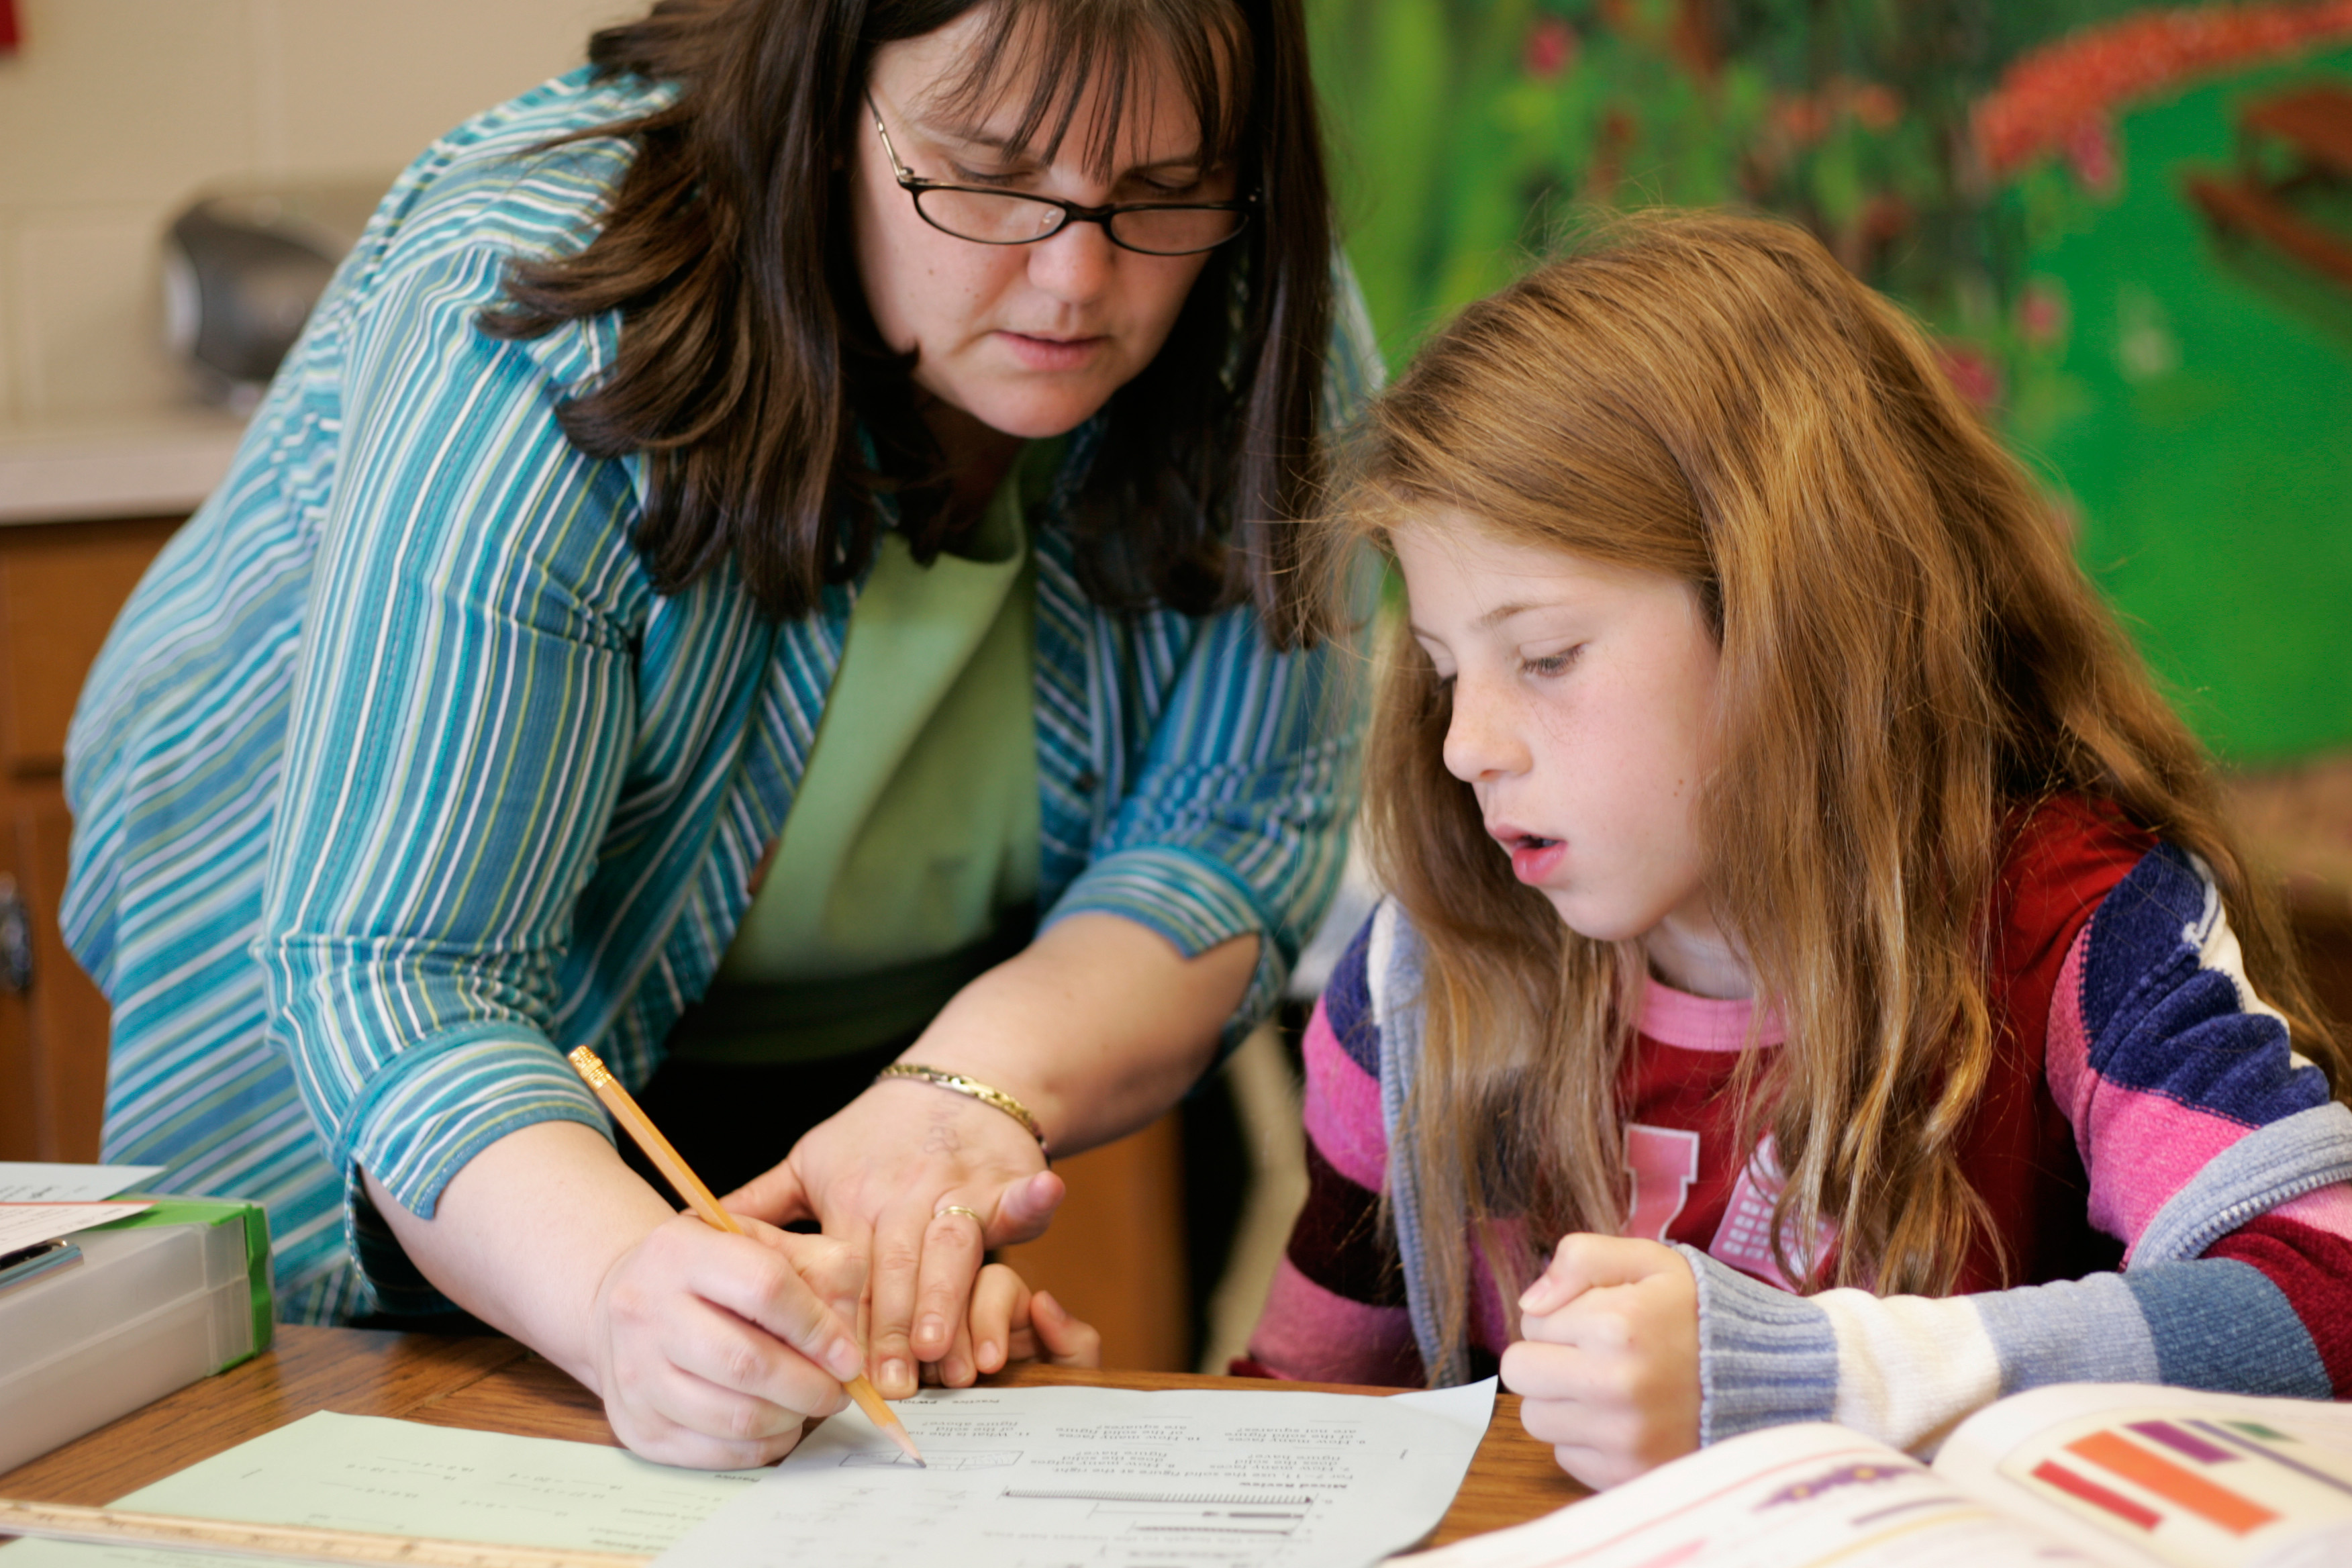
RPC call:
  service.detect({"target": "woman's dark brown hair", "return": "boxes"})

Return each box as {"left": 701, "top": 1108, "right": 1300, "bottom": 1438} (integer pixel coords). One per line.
{"left": 482, "top": 0, "right": 1334, "bottom": 640}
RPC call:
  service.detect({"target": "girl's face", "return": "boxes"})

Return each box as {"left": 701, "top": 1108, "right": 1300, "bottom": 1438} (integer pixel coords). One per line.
{"left": 852, "top": 10, "right": 1233, "bottom": 442}
{"left": 1395, "top": 518, "right": 1742, "bottom": 995}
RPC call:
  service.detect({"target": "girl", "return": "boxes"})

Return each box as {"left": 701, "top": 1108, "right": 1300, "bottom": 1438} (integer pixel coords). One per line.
{"left": 67, "top": 0, "right": 1372, "bottom": 1469}
{"left": 1247, "top": 212, "right": 2352, "bottom": 1487}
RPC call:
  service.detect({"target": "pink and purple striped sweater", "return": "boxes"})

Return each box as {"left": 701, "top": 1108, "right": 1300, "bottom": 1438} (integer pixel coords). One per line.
{"left": 1248, "top": 798, "right": 2352, "bottom": 1452}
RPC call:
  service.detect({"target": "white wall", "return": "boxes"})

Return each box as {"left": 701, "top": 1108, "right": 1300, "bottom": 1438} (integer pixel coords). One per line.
{"left": 0, "top": 0, "right": 630, "bottom": 427}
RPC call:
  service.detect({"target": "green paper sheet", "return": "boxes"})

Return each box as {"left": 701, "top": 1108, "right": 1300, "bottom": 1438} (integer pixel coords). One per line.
{"left": 0, "top": 1411, "right": 765, "bottom": 1565}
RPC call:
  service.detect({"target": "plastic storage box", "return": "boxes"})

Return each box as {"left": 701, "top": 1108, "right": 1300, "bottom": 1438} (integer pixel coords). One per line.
{"left": 0, "top": 1197, "right": 272, "bottom": 1473}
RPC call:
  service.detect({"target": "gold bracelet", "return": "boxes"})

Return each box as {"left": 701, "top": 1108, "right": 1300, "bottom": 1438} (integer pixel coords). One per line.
{"left": 876, "top": 1063, "right": 1050, "bottom": 1159}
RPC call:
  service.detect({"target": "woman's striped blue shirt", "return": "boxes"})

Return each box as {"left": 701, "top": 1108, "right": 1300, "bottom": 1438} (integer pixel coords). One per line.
{"left": 62, "top": 69, "right": 1380, "bottom": 1322}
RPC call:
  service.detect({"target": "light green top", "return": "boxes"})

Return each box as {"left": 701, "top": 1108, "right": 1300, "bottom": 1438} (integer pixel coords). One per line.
{"left": 675, "top": 442, "right": 1055, "bottom": 1063}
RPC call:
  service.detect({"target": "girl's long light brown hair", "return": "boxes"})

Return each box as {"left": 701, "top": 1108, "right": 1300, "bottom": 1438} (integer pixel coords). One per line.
{"left": 1330, "top": 211, "right": 2343, "bottom": 1366}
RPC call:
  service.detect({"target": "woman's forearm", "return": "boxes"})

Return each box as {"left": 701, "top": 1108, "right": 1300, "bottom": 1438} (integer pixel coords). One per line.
{"left": 903, "top": 911, "right": 1257, "bottom": 1154}
{"left": 734, "top": 910, "right": 1259, "bottom": 1398}
{"left": 365, "top": 1120, "right": 871, "bottom": 1469}
{"left": 366, "top": 912, "right": 1253, "bottom": 1376}
{"left": 362, "top": 1121, "right": 677, "bottom": 1389}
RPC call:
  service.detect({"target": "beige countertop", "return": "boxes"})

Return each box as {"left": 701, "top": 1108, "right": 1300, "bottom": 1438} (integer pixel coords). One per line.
{"left": 0, "top": 407, "right": 248, "bottom": 526}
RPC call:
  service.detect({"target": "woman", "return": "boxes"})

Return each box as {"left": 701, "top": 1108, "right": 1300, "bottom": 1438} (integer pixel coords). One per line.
{"left": 64, "top": 0, "right": 1375, "bottom": 1467}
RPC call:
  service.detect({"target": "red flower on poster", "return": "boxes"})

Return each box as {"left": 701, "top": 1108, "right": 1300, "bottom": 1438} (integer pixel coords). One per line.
{"left": 2018, "top": 283, "right": 2069, "bottom": 346}
{"left": 1525, "top": 17, "right": 1577, "bottom": 81}
{"left": 1937, "top": 342, "right": 2004, "bottom": 410}
{"left": 1974, "top": 1, "right": 2352, "bottom": 181}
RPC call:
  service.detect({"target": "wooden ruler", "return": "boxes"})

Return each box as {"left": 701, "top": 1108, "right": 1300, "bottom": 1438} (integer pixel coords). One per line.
{"left": 0, "top": 1498, "right": 652, "bottom": 1568}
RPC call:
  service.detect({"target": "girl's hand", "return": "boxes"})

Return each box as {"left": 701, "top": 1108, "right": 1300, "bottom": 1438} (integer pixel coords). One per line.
{"left": 586, "top": 1210, "right": 871, "bottom": 1469}
{"left": 960, "top": 1263, "right": 1103, "bottom": 1377}
{"left": 1501, "top": 1234, "right": 1701, "bottom": 1489}
{"left": 724, "top": 1081, "right": 1066, "bottom": 1398}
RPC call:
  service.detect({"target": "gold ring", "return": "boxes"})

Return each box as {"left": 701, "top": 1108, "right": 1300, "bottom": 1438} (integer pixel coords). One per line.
{"left": 934, "top": 1204, "right": 987, "bottom": 1231}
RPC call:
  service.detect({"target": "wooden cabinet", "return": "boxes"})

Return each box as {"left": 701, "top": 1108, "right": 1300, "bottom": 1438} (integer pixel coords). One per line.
{"left": 0, "top": 515, "right": 179, "bottom": 1161}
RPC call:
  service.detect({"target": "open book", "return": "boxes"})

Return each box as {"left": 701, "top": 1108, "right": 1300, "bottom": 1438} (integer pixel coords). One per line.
{"left": 1407, "top": 1385, "right": 2352, "bottom": 1568}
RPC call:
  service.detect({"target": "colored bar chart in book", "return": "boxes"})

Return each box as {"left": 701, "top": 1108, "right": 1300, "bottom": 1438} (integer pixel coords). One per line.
{"left": 1999, "top": 1407, "right": 2352, "bottom": 1568}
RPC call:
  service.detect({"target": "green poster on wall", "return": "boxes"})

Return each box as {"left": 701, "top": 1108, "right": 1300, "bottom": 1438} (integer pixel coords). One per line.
{"left": 1311, "top": 0, "right": 2352, "bottom": 762}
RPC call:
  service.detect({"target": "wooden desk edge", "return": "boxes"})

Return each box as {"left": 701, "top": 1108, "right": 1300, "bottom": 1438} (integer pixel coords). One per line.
{"left": 2, "top": 1326, "right": 1587, "bottom": 1551}
{"left": 0, "top": 1326, "right": 533, "bottom": 1503}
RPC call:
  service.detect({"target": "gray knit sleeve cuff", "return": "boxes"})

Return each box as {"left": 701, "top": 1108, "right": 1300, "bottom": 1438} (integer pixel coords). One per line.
{"left": 1675, "top": 1243, "right": 1840, "bottom": 1444}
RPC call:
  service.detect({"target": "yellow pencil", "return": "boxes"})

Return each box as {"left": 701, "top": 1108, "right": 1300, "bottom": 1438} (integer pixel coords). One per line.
{"left": 566, "top": 1046, "right": 926, "bottom": 1467}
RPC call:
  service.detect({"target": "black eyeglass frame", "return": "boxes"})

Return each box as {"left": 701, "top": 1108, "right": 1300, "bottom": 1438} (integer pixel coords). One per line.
{"left": 865, "top": 95, "right": 1258, "bottom": 258}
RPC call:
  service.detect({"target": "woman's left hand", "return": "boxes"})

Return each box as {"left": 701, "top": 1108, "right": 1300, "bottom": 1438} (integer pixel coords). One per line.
{"left": 724, "top": 1080, "right": 1065, "bottom": 1398}
{"left": 726, "top": 914, "right": 1253, "bottom": 1400}
{"left": 1502, "top": 1234, "right": 1701, "bottom": 1489}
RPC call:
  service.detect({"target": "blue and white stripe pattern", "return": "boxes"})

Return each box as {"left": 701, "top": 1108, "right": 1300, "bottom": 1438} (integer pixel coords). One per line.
{"left": 63, "top": 68, "right": 1381, "bottom": 1322}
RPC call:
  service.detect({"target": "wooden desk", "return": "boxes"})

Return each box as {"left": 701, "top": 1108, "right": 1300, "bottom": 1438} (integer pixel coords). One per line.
{"left": 0, "top": 1326, "right": 1587, "bottom": 1553}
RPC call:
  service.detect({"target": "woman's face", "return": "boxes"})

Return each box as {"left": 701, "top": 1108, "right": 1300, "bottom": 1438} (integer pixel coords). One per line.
{"left": 852, "top": 9, "right": 1234, "bottom": 442}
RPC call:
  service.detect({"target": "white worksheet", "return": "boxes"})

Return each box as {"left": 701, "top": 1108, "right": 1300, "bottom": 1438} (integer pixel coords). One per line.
{"left": 0, "top": 1202, "right": 150, "bottom": 1252}
{"left": 0, "top": 1163, "right": 162, "bottom": 1202}
{"left": 654, "top": 1378, "right": 1496, "bottom": 1568}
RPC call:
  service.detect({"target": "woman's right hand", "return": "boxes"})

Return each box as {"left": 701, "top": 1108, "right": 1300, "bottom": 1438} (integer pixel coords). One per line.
{"left": 363, "top": 1122, "right": 873, "bottom": 1472}
{"left": 588, "top": 1211, "right": 871, "bottom": 1469}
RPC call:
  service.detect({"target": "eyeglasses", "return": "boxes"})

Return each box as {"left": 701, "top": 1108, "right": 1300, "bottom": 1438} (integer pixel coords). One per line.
{"left": 867, "top": 95, "right": 1256, "bottom": 257}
